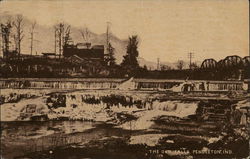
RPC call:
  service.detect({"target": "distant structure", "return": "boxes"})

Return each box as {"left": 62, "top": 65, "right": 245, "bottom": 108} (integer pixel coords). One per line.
{"left": 42, "top": 52, "right": 57, "bottom": 58}
{"left": 63, "top": 43, "right": 104, "bottom": 60}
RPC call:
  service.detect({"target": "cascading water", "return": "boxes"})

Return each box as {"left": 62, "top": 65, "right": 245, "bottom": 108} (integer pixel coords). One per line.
{"left": 1, "top": 90, "right": 198, "bottom": 130}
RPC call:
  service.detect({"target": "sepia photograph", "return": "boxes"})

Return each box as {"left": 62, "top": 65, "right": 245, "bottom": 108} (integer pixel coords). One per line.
{"left": 0, "top": 0, "right": 249, "bottom": 158}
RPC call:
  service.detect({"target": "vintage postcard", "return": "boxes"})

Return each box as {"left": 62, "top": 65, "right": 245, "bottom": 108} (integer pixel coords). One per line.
{"left": 0, "top": 0, "right": 249, "bottom": 159}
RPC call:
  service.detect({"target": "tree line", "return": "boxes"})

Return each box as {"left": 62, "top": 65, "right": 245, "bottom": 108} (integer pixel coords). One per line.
{"left": 0, "top": 14, "right": 38, "bottom": 56}
{"left": 0, "top": 14, "right": 199, "bottom": 78}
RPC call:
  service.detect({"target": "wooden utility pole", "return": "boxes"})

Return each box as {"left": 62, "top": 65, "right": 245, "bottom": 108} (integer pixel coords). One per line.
{"left": 105, "top": 22, "right": 111, "bottom": 64}
{"left": 61, "top": 24, "right": 64, "bottom": 56}
{"left": 157, "top": 58, "right": 160, "bottom": 70}
{"left": 106, "top": 22, "right": 111, "bottom": 48}
{"left": 58, "top": 24, "right": 62, "bottom": 58}
{"left": 59, "top": 23, "right": 65, "bottom": 58}
{"left": 54, "top": 23, "right": 64, "bottom": 58}
{"left": 29, "top": 21, "right": 36, "bottom": 55}
{"left": 54, "top": 26, "right": 58, "bottom": 54}
{"left": 188, "top": 52, "right": 194, "bottom": 69}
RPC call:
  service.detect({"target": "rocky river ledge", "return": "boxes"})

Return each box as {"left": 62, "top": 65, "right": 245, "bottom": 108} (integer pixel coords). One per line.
{"left": 0, "top": 89, "right": 249, "bottom": 159}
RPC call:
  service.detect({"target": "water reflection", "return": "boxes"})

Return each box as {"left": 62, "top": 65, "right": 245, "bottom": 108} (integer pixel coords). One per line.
{"left": 1, "top": 121, "right": 95, "bottom": 139}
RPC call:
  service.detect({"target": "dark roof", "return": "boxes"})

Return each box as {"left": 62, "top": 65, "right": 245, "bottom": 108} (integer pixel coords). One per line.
{"left": 92, "top": 45, "right": 104, "bottom": 49}
{"left": 42, "top": 53, "right": 56, "bottom": 55}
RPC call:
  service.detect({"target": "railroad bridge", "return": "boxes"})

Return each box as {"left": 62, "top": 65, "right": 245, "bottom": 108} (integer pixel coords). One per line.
{"left": 201, "top": 55, "right": 250, "bottom": 69}
{"left": 200, "top": 55, "right": 250, "bottom": 81}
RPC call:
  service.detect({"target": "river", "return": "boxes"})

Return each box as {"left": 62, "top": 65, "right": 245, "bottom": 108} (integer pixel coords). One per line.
{"left": 0, "top": 89, "right": 249, "bottom": 159}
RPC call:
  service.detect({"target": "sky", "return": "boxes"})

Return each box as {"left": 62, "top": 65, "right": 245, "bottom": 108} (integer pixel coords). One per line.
{"left": 0, "top": 0, "right": 249, "bottom": 62}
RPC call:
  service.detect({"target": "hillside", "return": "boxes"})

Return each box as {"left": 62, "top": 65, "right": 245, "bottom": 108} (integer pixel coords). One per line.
{"left": 0, "top": 13, "right": 199, "bottom": 69}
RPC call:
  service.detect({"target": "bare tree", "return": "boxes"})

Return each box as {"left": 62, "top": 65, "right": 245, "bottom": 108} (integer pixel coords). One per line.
{"left": 79, "top": 27, "right": 91, "bottom": 44}
{"left": 63, "top": 25, "right": 71, "bottom": 46}
{"left": 29, "top": 21, "right": 36, "bottom": 55}
{"left": 54, "top": 22, "right": 71, "bottom": 58}
{"left": 13, "top": 14, "right": 24, "bottom": 55}
{"left": 176, "top": 60, "right": 184, "bottom": 70}
{"left": 53, "top": 25, "right": 58, "bottom": 54}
